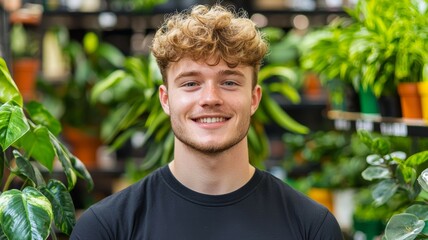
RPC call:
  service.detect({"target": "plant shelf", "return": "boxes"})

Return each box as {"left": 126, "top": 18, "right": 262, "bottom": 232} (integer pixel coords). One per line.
{"left": 327, "top": 110, "right": 428, "bottom": 137}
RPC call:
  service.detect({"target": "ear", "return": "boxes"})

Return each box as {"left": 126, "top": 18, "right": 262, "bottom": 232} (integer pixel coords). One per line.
{"left": 159, "top": 85, "right": 170, "bottom": 115}
{"left": 250, "top": 85, "right": 262, "bottom": 115}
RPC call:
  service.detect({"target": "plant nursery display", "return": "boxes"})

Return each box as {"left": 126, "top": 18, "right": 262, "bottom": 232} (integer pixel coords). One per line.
{"left": 300, "top": 0, "right": 428, "bottom": 117}
{"left": 358, "top": 130, "right": 428, "bottom": 240}
{"left": 0, "top": 58, "right": 93, "bottom": 239}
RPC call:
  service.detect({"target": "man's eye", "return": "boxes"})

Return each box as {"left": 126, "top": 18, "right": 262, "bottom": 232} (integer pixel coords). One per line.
{"left": 183, "top": 82, "right": 198, "bottom": 87}
{"left": 223, "top": 81, "right": 238, "bottom": 86}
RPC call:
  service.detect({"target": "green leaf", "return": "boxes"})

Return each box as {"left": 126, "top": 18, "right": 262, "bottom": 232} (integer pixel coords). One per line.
{"left": 98, "top": 43, "right": 125, "bottom": 67}
{"left": 40, "top": 180, "right": 75, "bottom": 235}
{"left": 90, "top": 70, "right": 126, "bottom": 104}
{"left": 50, "top": 136, "right": 77, "bottom": 190}
{"left": 0, "top": 101, "right": 30, "bottom": 149}
{"left": 13, "top": 150, "right": 44, "bottom": 187}
{"left": 0, "top": 187, "right": 53, "bottom": 240}
{"left": 406, "top": 204, "right": 428, "bottom": 221}
{"left": 399, "top": 165, "right": 417, "bottom": 185}
{"left": 372, "top": 179, "right": 398, "bottom": 206}
{"left": 0, "top": 58, "right": 23, "bottom": 106}
{"left": 17, "top": 126, "right": 55, "bottom": 171}
{"left": 260, "top": 96, "right": 309, "bottom": 134}
{"left": 83, "top": 32, "right": 98, "bottom": 54}
{"left": 372, "top": 137, "right": 391, "bottom": 156}
{"left": 417, "top": 168, "right": 428, "bottom": 192}
{"left": 384, "top": 213, "right": 424, "bottom": 240}
{"left": 25, "top": 101, "right": 62, "bottom": 136}
{"left": 69, "top": 155, "right": 94, "bottom": 191}
{"left": 362, "top": 166, "right": 391, "bottom": 181}
{"left": 406, "top": 151, "right": 428, "bottom": 168}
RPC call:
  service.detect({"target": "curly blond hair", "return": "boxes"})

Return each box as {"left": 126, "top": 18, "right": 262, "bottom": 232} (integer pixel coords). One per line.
{"left": 151, "top": 4, "right": 268, "bottom": 87}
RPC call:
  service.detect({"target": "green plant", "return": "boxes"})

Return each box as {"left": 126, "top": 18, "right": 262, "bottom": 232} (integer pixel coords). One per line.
{"left": 358, "top": 130, "right": 428, "bottom": 240}
{"left": 300, "top": 0, "right": 428, "bottom": 98}
{"left": 39, "top": 28, "right": 125, "bottom": 134}
{"left": 0, "top": 58, "right": 93, "bottom": 239}
{"left": 90, "top": 53, "right": 309, "bottom": 181}
{"left": 10, "top": 23, "right": 39, "bottom": 59}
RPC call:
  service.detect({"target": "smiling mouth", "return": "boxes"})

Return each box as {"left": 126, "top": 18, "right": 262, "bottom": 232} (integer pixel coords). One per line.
{"left": 195, "top": 117, "right": 228, "bottom": 123}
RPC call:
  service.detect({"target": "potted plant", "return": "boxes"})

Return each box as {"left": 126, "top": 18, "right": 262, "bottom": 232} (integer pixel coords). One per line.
{"left": 357, "top": 129, "right": 428, "bottom": 239}
{"left": 10, "top": 22, "right": 40, "bottom": 102}
{"left": 301, "top": 0, "right": 428, "bottom": 118}
{"left": 90, "top": 53, "right": 309, "bottom": 182}
{"left": 0, "top": 58, "right": 93, "bottom": 239}
{"left": 39, "top": 28, "right": 125, "bottom": 169}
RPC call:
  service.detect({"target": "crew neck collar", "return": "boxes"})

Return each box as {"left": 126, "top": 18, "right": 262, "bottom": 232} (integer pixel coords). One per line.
{"left": 160, "top": 165, "right": 264, "bottom": 207}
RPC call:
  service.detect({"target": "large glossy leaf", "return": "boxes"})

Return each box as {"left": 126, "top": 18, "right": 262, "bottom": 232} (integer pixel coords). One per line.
{"left": 25, "top": 101, "right": 62, "bottom": 136}
{"left": 69, "top": 155, "right": 94, "bottom": 191}
{"left": 0, "top": 187, "right": 53, "bottom": 240}
{"left": 260, "top": 95, "right": 309, "bottom": 134}
{"left": 384, "top": 213, "right": 424, "bottom": 240}
{"left": 16, "top": 126, "right": 55, "bottom": 171}
{"left": 0, "top": 101, "right": 30, "bottom": 149}
{"left": 362, "top": 166, "right": 391, "bottom": 181}
{"left": 417, "top": 168, "right": 428, "bottom": 192}
{"left": 372, "top": 179, "right": 398, "bottom": 206}
{"left": 0, "top": 58, "right": 22, "bottom": 106}
{"left": 406, "top": 151, "right": 428, "bottom": 168}
{"left": 50, "top": 136, "right": 76, "bottom": 190}
{"left": 406, "top": 204, "right": 428, "bottom": 221}
{"left": 40, "top": 180, "right": 75, "bottom": 235}
{"left": 13, "top": 150, "right": 45, "bottom": 187}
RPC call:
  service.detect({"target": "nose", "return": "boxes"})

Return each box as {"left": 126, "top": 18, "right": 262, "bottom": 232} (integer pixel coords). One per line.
{"left": 198, "top": 83, "right": 223, "bottom": 107}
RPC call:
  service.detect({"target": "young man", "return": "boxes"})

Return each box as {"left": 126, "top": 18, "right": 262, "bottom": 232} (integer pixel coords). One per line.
{"left": 70, "top": 4, "right": 343, "bottom": 240}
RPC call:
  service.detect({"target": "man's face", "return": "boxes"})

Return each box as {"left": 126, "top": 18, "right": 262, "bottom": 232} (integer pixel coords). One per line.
{"left": 159, "top": 58, "right": 262, "bottom": 154}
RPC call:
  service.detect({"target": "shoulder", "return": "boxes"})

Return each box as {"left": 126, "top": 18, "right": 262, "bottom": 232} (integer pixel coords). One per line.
{"left": 258, "top": 170, "right": 343, "bottom": 239}
{"left": 70, "top": 167, "right": 165, "bottom": 239}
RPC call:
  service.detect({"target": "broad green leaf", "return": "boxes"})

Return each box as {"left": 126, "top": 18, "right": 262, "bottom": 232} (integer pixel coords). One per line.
{"left": 372, "top": 179, "right": 398, "bottom": 206}
{"left": 97, "top": 43, "right": 125, "bottom": 67}
{"left": 406, "top": 151, "right": 428, "bottom": 167}
{"left": 0, "top": 101, "right": 30, "bottom": 149}
{"left": 0, "top": 187, "right": 53, "bottom": 240}
{"left": 40, "top": 180, "right": 75, "bottom": 235}
{"left": 372, "top": 137, "right": 391, "bottom": 156}
{"left": 13, "top": 150, "right": 41, "bottom": 187}
{"left": 50, "top": 136, "right": 76, "bottom": 190}
{"left": 406, "top": 204, "right": 428, "bottom": 221}
{"left": 261, "top": 96, "right": 309, "bottom": 134}
{"left": 26, "top": 101, "right": 62, "bottom": 136}
{"left": 90, "top": 70, "right": 126, "bottom": 103}
{"left": 268, "top": 82, "right": 300, "bottom": 103}
{"left": 417, "top": 168, "right": 428, "bottom": 192}
{"left": 0, "top": 58, "right": 22, "bottom": 106}
{"left": 384, "top": 213, "right": 424, "bottom": 240}
{"left": 362, "top": 166, "right": 391, "bottom": 181}
{"left": 399, "top": 165, "right": 417, "bottom": 185}
{"left": 16, "top": 126, "right": 55, "bottom": 171}
{"left": 69, "top": 155, "right": 94, "bottom": 191}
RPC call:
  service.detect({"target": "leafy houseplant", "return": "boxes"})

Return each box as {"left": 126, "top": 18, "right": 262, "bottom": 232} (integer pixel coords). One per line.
{"left": 0, "top": 58, "right": 93, "bottom": 239}
{"left": 300, "top": 0, "right": 428, "bottom": 116}
{"left": 358, "top": 130, "right": 428, "bottom": 240}
{"left": 90, "top": 53, "right": 309, "bottom": 181}
{"left": 39, "top": 28, "right": 125, "bottom": 168}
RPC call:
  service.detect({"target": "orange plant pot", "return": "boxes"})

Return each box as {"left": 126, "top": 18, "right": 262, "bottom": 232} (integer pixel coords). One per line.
{"left": 12, "top": 58, "right": 39, "bottom": 101}
{"left": 308, "top": 188, "right": 334, "bottom": 213}
{"left": 62, "top": 125, "right": 101, "bottom": 170}
{"left": 418, "top": 82, "right": 428, "bottom": 124}
{"left": 397, "top": 82, "right": 422, "bottom": 119}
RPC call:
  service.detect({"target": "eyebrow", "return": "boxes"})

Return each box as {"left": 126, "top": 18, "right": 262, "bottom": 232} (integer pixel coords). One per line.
{"left": 173, "top": 69, "right": 246, "bottom": 83}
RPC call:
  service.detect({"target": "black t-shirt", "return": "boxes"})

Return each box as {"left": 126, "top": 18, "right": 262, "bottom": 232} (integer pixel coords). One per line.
{"left": 70, "top": 166, "right": 343, "bottom": 240}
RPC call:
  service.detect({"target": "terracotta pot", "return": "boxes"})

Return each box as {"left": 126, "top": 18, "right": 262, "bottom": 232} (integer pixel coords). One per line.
{"left": 62, "top": 125, "right": 101, "bottom": 169}
{"left": 418, "top": 82, "right": 428, "bottom": 123}
{"left": 12, "top": 58, "right": 39, "bottom": 101}
{"left": 397, "top": 82, "right": 422, "bottom": 119}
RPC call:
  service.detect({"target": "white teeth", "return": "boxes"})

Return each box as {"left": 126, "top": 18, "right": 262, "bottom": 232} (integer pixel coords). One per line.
{"left": 198, "top": 117, "right": 225, "bottom": 123}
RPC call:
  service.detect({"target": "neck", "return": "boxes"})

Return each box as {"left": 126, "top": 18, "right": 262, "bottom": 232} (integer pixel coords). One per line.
{"left": 169, "top": 138, "right": 255, "bottom": 195}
